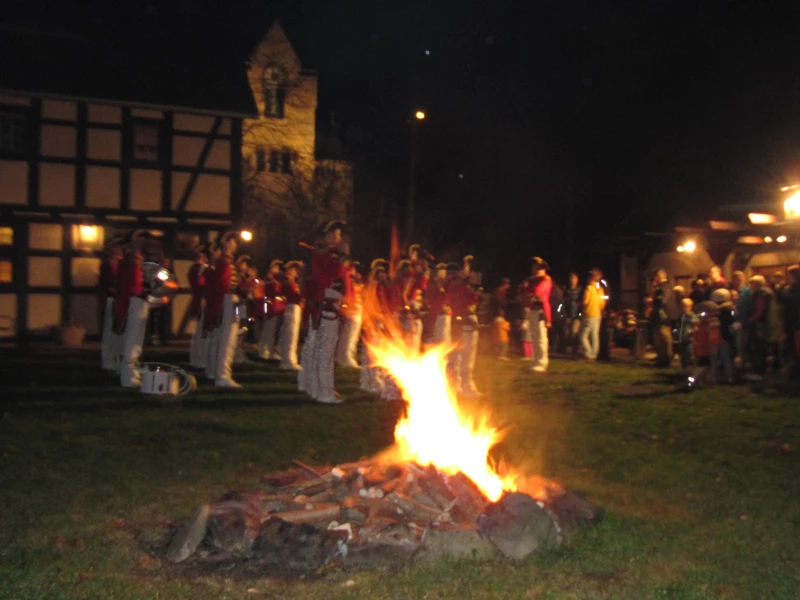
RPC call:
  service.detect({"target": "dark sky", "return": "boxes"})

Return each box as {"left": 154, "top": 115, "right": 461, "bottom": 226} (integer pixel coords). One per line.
{"left": 5, "top": 0, "right": 800, "bottom": 280}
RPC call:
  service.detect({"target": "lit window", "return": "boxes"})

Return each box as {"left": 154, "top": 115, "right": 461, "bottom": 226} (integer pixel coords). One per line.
{"left": 132, "top": 122, "right": 161, "bottom": 161}
{"left": 263, "top": 67, "right": 286, "bottom": 118}
{"left": 0, "top": 226, "right": 12, "bottom": 245}
{"left": 0, "top": 260, "right": 12, "bottom": 283}
{"left": 0, "top": 111, "right": 26, "bottom": 154}
{"left": 71, "top": 224, "right": 104, "bottom": 251}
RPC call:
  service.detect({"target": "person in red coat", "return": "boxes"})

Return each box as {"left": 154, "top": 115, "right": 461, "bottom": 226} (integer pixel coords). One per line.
{"left": 447, "top": 256, "right": 482, "bottom": 395}
{"left": 521, "top": 256, "right": 553, "bottom": 372}
{"left": 187, "top": 245, "right": 209, "bottom": 369}
{"left": 258, "top": 259, "right": 285, "bottom": 361}
{"left": 116, "top": 231, "right": 150, "bottom": 387}
{"left": 208, "top": 232, "right": 241, "bottom": 388}
{"left": 278, "top": 260, "right": 304, "bottom": 370}
{"left": 425, "top": 262, "right": 451, "bottom": 346}
{"left": 98, "top": 239, "right": 123, "bottom": 371}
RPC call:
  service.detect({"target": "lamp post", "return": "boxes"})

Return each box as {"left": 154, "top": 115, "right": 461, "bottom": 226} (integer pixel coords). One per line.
{"left": 406, "top": 110, "right": 425, "bottom": 244}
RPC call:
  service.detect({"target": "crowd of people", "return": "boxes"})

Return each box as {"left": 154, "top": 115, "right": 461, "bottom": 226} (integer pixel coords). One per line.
{"left": 96, "top": 226, "right": 800, "bottom": 399}
{"left": 647, "top": 264, "right": 800, "bottom": 382}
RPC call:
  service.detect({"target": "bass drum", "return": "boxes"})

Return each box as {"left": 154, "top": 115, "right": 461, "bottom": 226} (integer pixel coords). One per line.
{"left": 142, "top": 262, "right": 179, "bottom": 306}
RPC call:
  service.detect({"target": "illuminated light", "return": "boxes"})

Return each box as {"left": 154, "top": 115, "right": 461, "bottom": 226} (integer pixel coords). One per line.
{"left": 414, "top": 110, "right": 426, "bottom": 120}
{"left": 777, "top": 235, "right": 788, "bottom": 243}
{"left": 781, "top": 184, "right": 799, "bottom": 192}
{"left": 684, "top": 240, "right": 697, "bottom": 253}
{"left": 424, "top": 49, "right": 430, "bottom": 55}
{"left": 79, "top": 225, "right": 99, "bottom": 243}
{"left": 240, "top": 230, "right": 253, "bottom": 242}
{"left": 737, "top": 236, "right": 766, "bottom": 244}
{"left": 748, "top": 213, "right": 778, "bottom": 225}
{"left": 677, "top": 245, "right": 685, "bottom": 253}
{"left": 156, "top": 269, "right": 169, "bottom": 281}
{"left": 785, "top": 191, "right": 800, "bottom": 220}
{"left": 764, "top": 236, "right": 773, "bottom": 243}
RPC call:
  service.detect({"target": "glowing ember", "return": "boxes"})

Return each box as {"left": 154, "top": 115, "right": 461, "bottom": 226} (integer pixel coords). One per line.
{"left": 368, "top": 339, "right": 518, "bottom": 502}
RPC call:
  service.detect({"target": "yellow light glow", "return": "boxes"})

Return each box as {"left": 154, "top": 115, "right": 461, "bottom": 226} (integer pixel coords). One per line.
{"left": 764, "top": 236, "right": 773, "bottom": 243}
{"left": 777, "top": 235, "right": 788, "bottom": 243}
{"left": 677, "top": 245, "right": 685, "bottom": 253}
{"left": 79, "top": 225, "right": 98, "bottom": 243}
{"left": 748, "top": 213, "right": 778, "bottom": 225}
{"left": 781, "top": 185, "right": 799, "bottom": 192}
{"left": 240, "top": 230, "right": 253, "bottom": 242}
{"left": 785, "top": 191, "right": 800, "bottom": 220}
{"left": 684, "top": 240, "right": 697, "bottom": 253}
{"left": 414, "top": 110, "right": 426, "bottom": 120}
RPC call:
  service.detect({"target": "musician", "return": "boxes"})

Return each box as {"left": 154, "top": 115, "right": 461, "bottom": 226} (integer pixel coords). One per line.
{"left": 298, "top": 220, "right": 350, "bottom": 402}
{"left": 258, "top": 259, "right": 285, "bottom": 361}
{"left": 425, "top": 262, "right": 452, "bottom": 346}
{"left": 522, "top": 256, "right": 553, "bottom": 373}
{"left": 187, "top": 245, "right": 209, "bottom": 370}
{"left": 115, "top": 231, "right": 151, "bottom": 387}
{"left": 208, "top": 231, "right": 241, "bottom": 388}
{"left": 233, "top": 255, "right": 257, "bottom": 364}
{"left": 98, "top": 239, "right": 123, "bottom": 372}
{"left": 360, "top": 259, "right": 388, "bottom": 393}
{"left": 447, "top": 256, "right": 482, "bottom": 395}
{"left": 278, "top": 260, "right": 304, "bottom": 370}
{"left": 336, "top": 260, "right": 363, "bottom": 368}
{"left": 203, "top": 242, "right": 221, "bottom": 380}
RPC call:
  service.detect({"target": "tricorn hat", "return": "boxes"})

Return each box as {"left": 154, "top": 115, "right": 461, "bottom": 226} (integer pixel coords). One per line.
{"left": 236, "top": 254, "right": 251, "bottom": 266}
{"left": 284, "top": 260, "right": 304, "bottom": 271}
{"left": 530, "top": 256, "right": 550, "bottom": 271}
{"left": 370, "top": 258, "right": 389, "bottom": 270}
{"left": 322, "top": 220, "right": 347, "bottom": 235}
{"left": 218, "top": 231, "right": 240, "bottom": 245}
{"left": 463, "top": 254, "right": 474, "bottom": 268}
{"left": 269, "top": 259, "right": 285, "bottom": 270}
{"left": 396, "top": 259, "right": 412, "bottom": 272}
{"left": 408, "top": 243, "right": 421, "bottom": 255}
{"left": 446, "top": 262, "right": 461, "bottom": 272}
{"left": 435, "top": 262, "right": 448, "bottom": 270}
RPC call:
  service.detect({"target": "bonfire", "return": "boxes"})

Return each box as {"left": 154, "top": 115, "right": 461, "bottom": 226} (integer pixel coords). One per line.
{"left": 165, "top": 285, "right": 604, "bottom": 573}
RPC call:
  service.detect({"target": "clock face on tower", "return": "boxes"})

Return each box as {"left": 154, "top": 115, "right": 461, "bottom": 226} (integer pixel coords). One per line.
{"left": 262, "top": 67, "right": 286, "bottom": 118}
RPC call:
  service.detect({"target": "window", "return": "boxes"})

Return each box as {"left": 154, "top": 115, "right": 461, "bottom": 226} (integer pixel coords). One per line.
{"left": 132, "top": 122, "right": 161, "bottom": 161}
{"left": 0, "top": 111, "right": 27, "bottom": 154}
{"left": 256, "top": 148, "right": 266, "bottom": 173}
{"left": 263, "top": 66, "right": 286, "bottom": 118}
{"left": 269, "top": 150, "right": 280, "bottom": 173}
{"left": 281, "top": 149, "right": 293, "bottom": 174}
{"left": 0, "top": 227, "right": 12, "bottom": 245}
{"left": 0, "top": 260, "right": 12, "bottom": 284}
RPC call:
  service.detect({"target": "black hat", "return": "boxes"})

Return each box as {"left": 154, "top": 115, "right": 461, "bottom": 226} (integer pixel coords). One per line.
{"left": 284, "top": 260, "right": 304, "bottom": 271}
{"left": 408, "top": 244, "right": 421, "bottom": 255}
{"left": 218, "top": 231, "right": 239, "bottom": 245}
{"left": 446, "top": 262, "right": 461, "bottom": 272}
{"left": 530, "top": 256, "right": 550, "bottom": 271}
{"left": 396, "top": 259, "right": 412, "bottom": 272}
{"left": 236, "top": 254, "right": 251, "bottom": 266}
{"left": 370, "top": 258, "right": 389, "bottom": 270}
{"left": 269, "top": 259, "right": 285, "bottom": 270}
{"left": 435, "top": 262, "right": 448, "bottom": 270}
{"left": 322, "top": 220, "right": 347, "bottom": 235}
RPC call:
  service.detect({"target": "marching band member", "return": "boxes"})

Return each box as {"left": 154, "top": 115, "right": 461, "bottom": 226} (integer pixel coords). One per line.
{"left": 360, "top": 259, "right": 388, "bottom": 393}
{"left": 523, "top": 256, "right": 553, "bottom": 373}
{"left": 258, "top": 259, "right": 285, "bottom": 361}
{"left": 314, "top": 279, "right": 345, "bottom": 404}
{"left": 447, "top": 256, "right": 482, "bottom": 395}
{"left": 335, "top": 260, "right": 363, "bottom": 368}
{"left": 278, "top": 261, "right": 304, "bottom": 370}
{"left": 203, "top": 243, "right": 221, "bottom": 380}
{"left": 234, "top": 255, "right": 257, "bottom": 364}
{"left": 299, "top": 221, "right": 350, "bottom": 400}
{"left": 98, "top": 239, "right": 122, "bottom": 372}
{"left": 116, "top": 231, "right": 150, "bottom": 387}
{"left": 209, "top": 232, "right": 242, "bottom": 388}
{"left": 425, "top": 262, "right": 452, "bottom": 347}
{"left": 187, "top": 245, "right": 209, "bottom": 370}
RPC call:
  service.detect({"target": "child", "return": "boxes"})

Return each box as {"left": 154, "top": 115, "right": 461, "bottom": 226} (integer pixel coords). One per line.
{"left": 678, "top": 298, "right": 698, "bottom": 368}
{"left": 493, "top": 309, "right": 511, "bottom": 360}
{"left": 692, "top": 299, "right": 721, "bottom": 384}
{"left": 519, "top": 306, "right": 533, "bottom": 360}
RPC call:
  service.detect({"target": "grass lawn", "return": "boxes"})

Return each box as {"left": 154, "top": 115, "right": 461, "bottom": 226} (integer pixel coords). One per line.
{"left": 1, "top": 344, "right": 799, "bottom": 600}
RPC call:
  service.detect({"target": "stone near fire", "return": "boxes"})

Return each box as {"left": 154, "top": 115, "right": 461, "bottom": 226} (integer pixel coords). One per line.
{"left": 250, "top": 518, "right": 344, "bottom": 573}
{"left": 416, "top": 526, "right": 497, "bottom": 561}
{"left": 476, "top": 492, "right": 560, "bottom": 560}
{"left": 166, "top": 504, "right": 210, "bottom": 563}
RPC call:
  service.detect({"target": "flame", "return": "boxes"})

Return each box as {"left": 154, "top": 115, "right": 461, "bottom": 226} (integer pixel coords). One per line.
{"left": 362, "top": 282, "right": 517, "bottom": 502}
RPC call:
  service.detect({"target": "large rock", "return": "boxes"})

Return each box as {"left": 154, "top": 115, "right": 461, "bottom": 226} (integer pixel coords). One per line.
{"left": 416, "top": 526, "right": 496, "bottom": 561}
{"left": 250, "top": 518, "right": 345, "bottom": 574}
{"left": 476, "top": 492, "right": 560, "bottom": 560}
{"left": 166, "top": 504, "right": 210, "bottom": 563}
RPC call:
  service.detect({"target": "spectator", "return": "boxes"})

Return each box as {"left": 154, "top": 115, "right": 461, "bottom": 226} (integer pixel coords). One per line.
{"left": 493, "top": 309, "right": 511, "bottom": 360}
{"left": 491, "top": 278, "right": 511, "bottom": 318}
{"left": 579, "top": 268, "right": 606, "bottom": 361}
{"left": 745, "top": 275, "right": 773, "bottom": 381}
{"left": 692, "top": 298, "right": 719, "bottom": 384}
{"left": 689, "top": 278, "right": 707, "bottom": 306}
{"left": 563, "top": 272, "right": 583, "bottom": 357}
{"left": 784, "top": 265, "right": 800, "bottom": 379}
{"left": 731, "top": 270, "right": 751, "bottom": 368}
{"left": 711, "top": 288, "right": 735, "bottom": 384}
{"left": 768, "top": 274, "right": 786, "bottom": 371}
{"left": 707, "top": 265, "right": 727, "bottom": 296}
{"left": 519, "top": 306, "right": 533, "bottom": 360}
{"left": 651, "top": 269, "right": 673, "bottom": 367}
{"left": 677, "top": 298, "right": 697, "bottom": 368}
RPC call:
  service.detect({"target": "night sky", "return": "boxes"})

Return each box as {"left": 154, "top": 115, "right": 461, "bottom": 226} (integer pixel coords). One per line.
{"left": 6, "top": 0, "right": 800, "bottom": 283}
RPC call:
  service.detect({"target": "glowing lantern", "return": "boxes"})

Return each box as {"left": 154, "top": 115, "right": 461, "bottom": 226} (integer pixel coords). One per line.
{"left": 80, "top": 225, "right": 99, "bottom": 243}
{"left": 764, "top": 236, "right": 773, "bottom": 243}
{"left": 414, "top": 111, "right": 426, "bottom": 120}
{"left": 240, "top": 230, "right": 253, "bottom": 242}
{"left": 684, "top": 240, "right": 697, "bottom": 253}
{"left": 777, "top": 235, "right": 788, "bottom": 243}
{"left": 785, "top": 191, "right": 800, "bottom": 220}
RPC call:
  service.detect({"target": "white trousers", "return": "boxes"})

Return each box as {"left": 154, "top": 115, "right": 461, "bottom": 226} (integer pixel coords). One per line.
{"left": 189, "top": 308, "right": 208, "bottom": 369}
{"left": 579, "top": 316, "right": 601, "bottom": 360}
{"left": 258, "top": 316, "right": 281, "bottom": 360}
{"left": 102, "top": 297, "right": 122, "bottom": 372}
{"left": 529, "top": 309, "right": 549, "bottom": 370}
{"left": 459, "top": 330, "right": 480, "bottom": 395}
{"left": 359, "top": 344, "right": 384, "bottom": 393}
{"left": 206, "top": 326, "right": 218, "bottom": 380}
{"left": 215, "top": 294, "right": 240, "bottom": 383}
{"left": 120, "top": 297, "right": 149, "bottom": 387}
{"left": 432, "top": 314, "right": 452, "bottom": 346}
{"left": 336, "top": 310, "right": 362, "bottom": 368}
{"left": 298, "top": 317, "right": 317, "bottom": 396}
{"left": 279, "top": 305, "right": 302, "bottom": 370}
{"left": 404, "top": 317, "right": 422, "bottom": 354}
{"left": 314, "top": 316, "right": 340, "bottom": 402}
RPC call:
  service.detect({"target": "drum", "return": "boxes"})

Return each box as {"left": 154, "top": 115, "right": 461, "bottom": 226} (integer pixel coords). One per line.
{"left": 142, "top": 262, "right": 179, "bottom": 306}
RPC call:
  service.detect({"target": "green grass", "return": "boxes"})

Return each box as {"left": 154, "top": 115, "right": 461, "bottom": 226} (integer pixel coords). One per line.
{"left": 1, "top": 345, "right": 799, "bottom": 599}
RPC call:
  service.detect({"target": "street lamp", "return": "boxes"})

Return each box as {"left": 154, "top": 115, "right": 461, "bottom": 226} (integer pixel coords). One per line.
{"left": 406, "top": 109, "right": 426, "bottom": 244}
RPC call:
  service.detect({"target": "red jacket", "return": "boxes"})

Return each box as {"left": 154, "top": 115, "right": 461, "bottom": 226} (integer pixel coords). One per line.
{"left": 264, "top": 276, "right": 285, "bottom": 318}
{"left": 114, "top": 253, "right": 144, "bottom": 331}
{"left": 97, "top": 259, "right": 119, "bottom": 307}
{"left": 187, "top": 262, "right": 207, "bottom": 318}
{"left": 448, "top": 278, "right": 479, "bottom": 319}
{"left": 425, "top": 281, "right": 449, "bottom": 331}
{"left": 524, "top": 275, "right": 553, "bottom": 325}
{"left": 205, "top": 256, "right": 235, "bottom": 329}
{"left": 306, "top": 248, "right": 351, "bottom": 321}
{"left": 283, "top": 279, "right": 303, "bottom": 305}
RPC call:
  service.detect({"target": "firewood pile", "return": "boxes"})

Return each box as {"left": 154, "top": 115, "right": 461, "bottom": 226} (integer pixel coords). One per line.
{"left": 166, "top": 457, "right": 604, "bottom": 574}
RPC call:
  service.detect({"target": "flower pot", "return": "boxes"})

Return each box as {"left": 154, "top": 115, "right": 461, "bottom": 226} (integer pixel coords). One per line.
{"left": 60, "top": 325, "right": 86, "bottom": 348}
